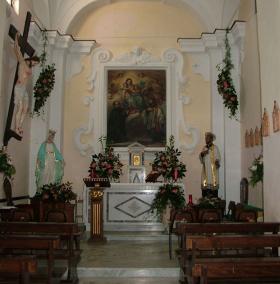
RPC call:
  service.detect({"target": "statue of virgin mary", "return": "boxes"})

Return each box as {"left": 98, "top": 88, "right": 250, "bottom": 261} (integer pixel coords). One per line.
{"left": 35, "top": 130, "right": 64, "bottom": 190}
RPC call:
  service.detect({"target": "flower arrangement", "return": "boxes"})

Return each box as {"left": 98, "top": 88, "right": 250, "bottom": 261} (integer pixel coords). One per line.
{"left": 150, "top": 135, "right": 186, "bottom": 182}
{"left": 150, "top": 183, "right": 185, "bottom": 217}
{"left": 217, "top": 29, "right": 239, "bottom": 119}
{"left": 249, "top": 154, "right": 263, "bottom": 187}
{"left": 0, "top": 147, "right": 16, "bottom": 178}
{"left": 33, "top": 29, "right": 56, "bottom": 116}
{"left": 89, "top": 136, "right": 123, "bottom": 181}
{"left": 197, "top": 196, "right": 224, "bottom": 209}
{"left": 34, "top": 182, "right": 76, "bottom": 202}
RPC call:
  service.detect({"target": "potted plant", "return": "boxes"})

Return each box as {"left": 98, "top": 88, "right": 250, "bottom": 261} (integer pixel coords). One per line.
{"left": 88, "top": 136, "right": 123, "bottom": 182}
{"left": 150, "top": 136, "right": 187, "bottom": 230}
{"left": 32, "top": 182, "right": 77, "bottom": 222}
{"left": 249, "top": 154, "right": 263, "bottom": 187}
{"left": 150, "top": 183, "right": 185, "bottom": 218}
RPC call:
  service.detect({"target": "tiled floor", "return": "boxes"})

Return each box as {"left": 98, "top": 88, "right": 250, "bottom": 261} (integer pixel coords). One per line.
{"left": 78, "top": 232, "right": 180, "bottom": 283}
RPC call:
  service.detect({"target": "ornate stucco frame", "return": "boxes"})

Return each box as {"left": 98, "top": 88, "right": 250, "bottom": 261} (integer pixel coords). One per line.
{"left": 74, "top": 46, "right": 199, "bottom": 157}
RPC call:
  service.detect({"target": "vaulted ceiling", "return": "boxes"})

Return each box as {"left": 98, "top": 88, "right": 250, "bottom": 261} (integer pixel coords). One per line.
{"left": 30, "top": 0, "right": 240, "bottom": 35}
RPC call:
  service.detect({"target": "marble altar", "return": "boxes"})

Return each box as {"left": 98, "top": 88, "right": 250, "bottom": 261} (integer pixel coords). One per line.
{"left": 83, "top": 183, "right": 184, "bottom": 231}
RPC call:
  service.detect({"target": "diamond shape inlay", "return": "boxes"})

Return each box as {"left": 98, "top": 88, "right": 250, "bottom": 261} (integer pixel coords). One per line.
{"left": 115, "top": 197, "right": 151, "bottom": 218}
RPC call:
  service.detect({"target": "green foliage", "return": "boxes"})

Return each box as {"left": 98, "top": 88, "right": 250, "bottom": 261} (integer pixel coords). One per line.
{"left": 35, "top": 182, "right": 76, "bottom": 202}
{"left": 249, "top": 155, "right": 263, "bottom": 187}
{"left": 150, "top": 135, "right": 186, "bottom": 182}
{"left": 197, "top": 196, "right": 223, "bottom": 209}
{"left": 150, "top": 183, "right": 185, "bottom": 217}
{"left": 89, "top": 136, "right": 123, "bottom": 181}
{"left": 33, "top": 29, "right": 56, "bottom": 116}
{"left": 217, "top": 30, "right": 239, "bottom": 119}
{"left": 0, "top": 148, "right": 16, "bottom": 178}
{"left": 150, "top": 136, "right": 187, "bottom": 217}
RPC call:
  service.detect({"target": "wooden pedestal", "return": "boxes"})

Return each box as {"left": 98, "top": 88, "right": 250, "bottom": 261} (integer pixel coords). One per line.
{"left": 89, "top": 187, "right": 106, "bottom": 242}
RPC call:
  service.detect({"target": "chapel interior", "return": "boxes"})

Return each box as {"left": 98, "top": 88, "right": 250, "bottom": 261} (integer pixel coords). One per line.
{"left": 0, "top": 0, "right": 280, "bottom": 283}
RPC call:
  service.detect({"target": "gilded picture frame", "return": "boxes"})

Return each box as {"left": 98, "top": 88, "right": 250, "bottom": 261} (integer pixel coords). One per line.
{"left": 107, "top": 69, "right": 166, "bottom": 147}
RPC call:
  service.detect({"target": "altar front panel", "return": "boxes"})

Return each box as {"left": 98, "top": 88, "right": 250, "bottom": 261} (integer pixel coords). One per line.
{"left": 84, "top": 183, "right": 172, "bottom": 231}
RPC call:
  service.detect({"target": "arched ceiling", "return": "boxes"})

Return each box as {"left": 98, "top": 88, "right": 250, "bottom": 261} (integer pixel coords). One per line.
{"left": 31, "top": 0, "right": 240, "bottom": 35}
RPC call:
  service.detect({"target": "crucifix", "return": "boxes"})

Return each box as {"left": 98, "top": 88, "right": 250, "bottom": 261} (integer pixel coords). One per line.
{"left": 3, "top": 11, "right": 35, "bottom": 146}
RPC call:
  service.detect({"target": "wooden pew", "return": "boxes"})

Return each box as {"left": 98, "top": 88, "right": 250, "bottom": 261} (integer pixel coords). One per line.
{"left": 175, "top": 222, "right": 280, "bottom": 282}
{"left": 0, "top": 222, "right": 84, "bottom": 283}
{"left": 0, "top": 235, "right": 60, "bottom": 284}
{"left": 185, "top": 234, "right": 280, "bottom": 284}
{"left": 0, "top": 255, "right": 37, "bottom": 284}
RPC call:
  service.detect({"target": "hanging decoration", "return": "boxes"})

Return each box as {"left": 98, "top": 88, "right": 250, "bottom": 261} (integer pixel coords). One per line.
{"left": 33, "top": 29, "right": 56, "bottom": 116}
{"left": 217, "top": 29, "right": 239, "bottom": 119}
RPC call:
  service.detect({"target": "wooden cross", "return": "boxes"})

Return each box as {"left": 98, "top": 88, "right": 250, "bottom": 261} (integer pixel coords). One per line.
{"left": 3, "top": 11, "right": 35, "bottom": 146}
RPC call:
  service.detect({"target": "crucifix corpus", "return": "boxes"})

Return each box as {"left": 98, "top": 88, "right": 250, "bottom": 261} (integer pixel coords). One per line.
{"left": 3, "top": 11, "right": 39, "bottom": 146}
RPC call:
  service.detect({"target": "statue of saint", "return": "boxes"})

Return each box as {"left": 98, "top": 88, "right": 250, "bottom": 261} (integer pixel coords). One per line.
{"left": 254, "top": 127, "right": 260, "bottom": 146}
{"left": 199, "top": 132, "right": 221, "bottom": 198}
{"left": 245, "top": 130, "right": 249, "bottom": 148}
{"left": 262, "top": 108, "right": 270, "bottom": 137}
{"left": 35, "top": 130, "right": 64, "bottom": 190}
{"left": 249, "top": 128, "right": 254, "bottom": 147}
{"left": 272, "top": 100, "right": 280, "bottom": 132}
{"left": 13, "top": 32, "right": 40, "bottom": 136}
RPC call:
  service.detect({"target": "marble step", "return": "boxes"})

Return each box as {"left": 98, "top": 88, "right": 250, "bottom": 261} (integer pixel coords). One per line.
{"left": 78, "top": 267, "right": 180, "bottom": 278}
{"left": 104, "top": 231, "right": 170, "bottom": 241}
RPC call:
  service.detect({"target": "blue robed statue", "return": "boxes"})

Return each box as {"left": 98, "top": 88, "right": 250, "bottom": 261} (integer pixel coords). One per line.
{"left": 35, "top": 129, "right": 64, "bottom": 190}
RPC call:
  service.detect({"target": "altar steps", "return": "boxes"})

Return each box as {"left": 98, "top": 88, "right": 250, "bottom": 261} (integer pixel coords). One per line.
{"left": 105, "top": 231, "right": 169, "bottom": 241}
{"left": 78, "top": 232, "right": 179, "bottom": 283}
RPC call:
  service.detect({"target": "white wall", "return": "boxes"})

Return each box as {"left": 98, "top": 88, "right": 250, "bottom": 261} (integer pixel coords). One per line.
{"left": 238, "top": 0, "right": 263, "bottom": 208}
{"left": 257, "top": 0, "right": 280, "bottom": 221}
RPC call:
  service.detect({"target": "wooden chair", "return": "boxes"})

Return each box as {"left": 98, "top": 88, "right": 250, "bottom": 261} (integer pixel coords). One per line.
{"left": 236, "top": 209, "right": 257, "bottom": 222}
{"left": 45, "top": 209, "right": 67, "bottom": 223}
{"left": 11, "top": 209, "right": 33, "bottom": 222}
{"left": 198, "top": 209, "right": 222, "bottom": 223}
{"left": 169, "top": 208, "right": 195, "bottom": 259}
{"left": 226, "top": 200, "right": 236, "bottom": 221}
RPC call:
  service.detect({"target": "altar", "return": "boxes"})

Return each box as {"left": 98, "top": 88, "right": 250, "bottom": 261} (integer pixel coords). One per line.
{"left": 83, "top": 183, "right": 184, "bottom": 232}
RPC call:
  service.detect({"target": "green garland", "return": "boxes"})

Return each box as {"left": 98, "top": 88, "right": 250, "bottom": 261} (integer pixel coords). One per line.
{"left": 217, "top": 30, "right": 239, "bottom": 119}
{"left": 0, "top": 148, "right": 16, "bottom": 178}
{"left": 150, "top": 183, "right": 185, "bottom": 217}
{"left": 33, "top": 29, "right": 56, "bottom": 116}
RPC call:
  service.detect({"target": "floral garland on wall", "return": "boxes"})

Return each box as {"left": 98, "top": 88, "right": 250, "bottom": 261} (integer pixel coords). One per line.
{"left": 0, "top": 147, "right": 16, "bottom": 178}
{"left": 33, "top": 29, "right": 56, "bottom": 116}
{"left": 217, "top": 29, "right": 239, "bottom": 119}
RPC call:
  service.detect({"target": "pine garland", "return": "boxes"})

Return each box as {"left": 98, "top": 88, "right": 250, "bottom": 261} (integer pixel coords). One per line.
{"left": 217, "top": 30, "right": 239, "bottom": 119}
{"left": 33, "top": 30, "right": 56, "bottom": 116}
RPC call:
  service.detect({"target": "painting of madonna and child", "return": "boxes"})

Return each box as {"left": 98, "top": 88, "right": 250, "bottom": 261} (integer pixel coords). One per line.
{"left": 107, "top": 70, "right": 166, "bottom": 147}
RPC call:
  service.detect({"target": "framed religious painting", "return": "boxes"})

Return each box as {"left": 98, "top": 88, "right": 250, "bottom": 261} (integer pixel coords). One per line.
{"left": 106, "top": 69, "right": 166, "bottom": 147}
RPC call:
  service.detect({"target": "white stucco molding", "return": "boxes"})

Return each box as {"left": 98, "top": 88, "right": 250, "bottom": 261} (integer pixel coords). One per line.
{"left": 178, "top": 21, "right": 246, "bottom": 80}
{"left": 114, "top": 46, "right": 161, "bottom": 65}
{"left": 74, "top": 46, "right": 199, "bottom": 156}
{"left": 74, "top": 48, "right": 112, "bottom": 155}
{"left": 73, "top": 96, "right": 95, "bottom": 156}
{"left": 162, "top": 48, "right": 200, "bottom": 152}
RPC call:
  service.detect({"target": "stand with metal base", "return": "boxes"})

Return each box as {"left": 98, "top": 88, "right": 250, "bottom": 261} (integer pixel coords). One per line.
{"left": 89, "top": 187, "right": 106, "bottom": 242}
